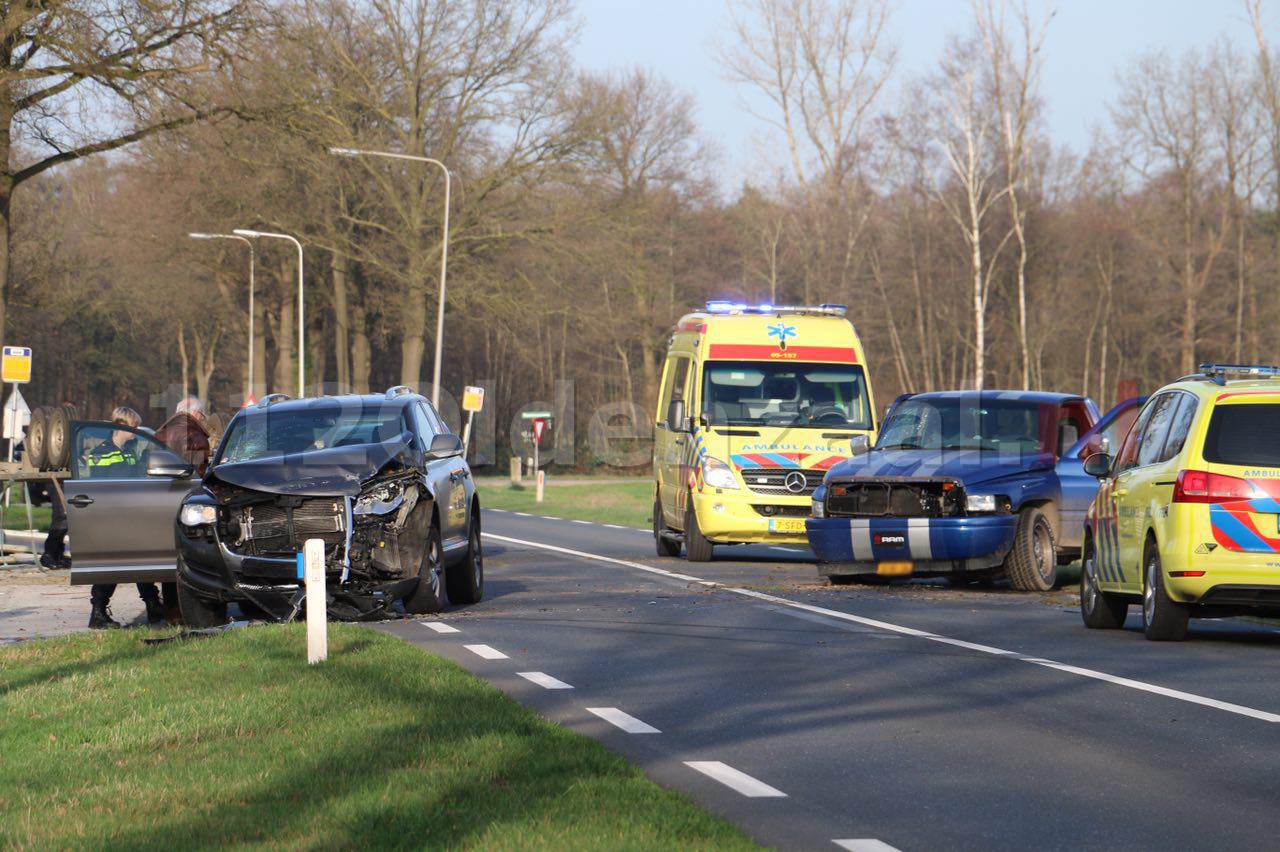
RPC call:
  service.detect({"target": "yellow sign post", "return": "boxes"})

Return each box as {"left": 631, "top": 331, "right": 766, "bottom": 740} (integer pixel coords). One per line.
{"left": 461, "top": 385, "right": 484, "bottom": 456}
{"left": 1, "top": 346, "right": 31, "bottom": 384}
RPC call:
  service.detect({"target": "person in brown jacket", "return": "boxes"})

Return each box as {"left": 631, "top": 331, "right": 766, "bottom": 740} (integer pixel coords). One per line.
{"left": 155, "top": 396, "right": 212, "bottom": 622}
{"left": 155, "top": 396, "right": 212, "bottom": 476}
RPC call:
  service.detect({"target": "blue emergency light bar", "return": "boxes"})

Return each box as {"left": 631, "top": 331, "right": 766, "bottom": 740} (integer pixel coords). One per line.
{"left": 703, "top": 301, "right": 848, "bottom": 317}
{"left": 1196, "top": 363, "right": 1280, "bottom": 385}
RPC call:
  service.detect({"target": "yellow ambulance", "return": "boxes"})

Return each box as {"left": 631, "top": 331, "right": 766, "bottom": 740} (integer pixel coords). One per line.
{"left": 653, "top": 301, "right": 877, "bottom": 560}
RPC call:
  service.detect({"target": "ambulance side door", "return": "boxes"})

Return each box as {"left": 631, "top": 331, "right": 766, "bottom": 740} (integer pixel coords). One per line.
{"left": 654, "top": 355, "right": 692, "bottom": 526}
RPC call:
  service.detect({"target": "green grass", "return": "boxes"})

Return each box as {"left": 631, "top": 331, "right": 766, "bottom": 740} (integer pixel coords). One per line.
{"left": 478, "top": 480, "right": 652, "bottom": 529}
{"left": 2, "top": 503, "right": 50, "bottom": 532}
{"left": 0, "top": 625, "right": 756, "bottom": 850}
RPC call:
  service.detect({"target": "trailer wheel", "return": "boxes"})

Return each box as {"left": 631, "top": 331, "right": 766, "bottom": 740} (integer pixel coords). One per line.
{"left": 46, "top": 406, "right": 72, "bottom": 471}
{"left": 27, "top": 406, "right": 49, "bottom": 470}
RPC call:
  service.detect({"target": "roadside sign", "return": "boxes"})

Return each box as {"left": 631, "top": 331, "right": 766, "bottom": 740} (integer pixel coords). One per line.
{"left": 462, "top": 386, "right": 485, "bottom": 412}
{"left": 2, "top": 346, "right": 31, "bottom": 384}
{"left": 243, "top": 394, "right": 257, "bottom": 408}
{"left": 2, "top": 386, "right": 28, "bottom": 439}
{"left": 532, "top": 418, "right": 546, "bottom": 444}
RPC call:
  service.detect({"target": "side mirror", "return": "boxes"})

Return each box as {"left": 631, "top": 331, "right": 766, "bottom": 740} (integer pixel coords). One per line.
{"left": 147, "top": 448, "right": 194, "bottom": 479}
{"left": 849, "top": 435, "right": 871, "bottom": 456}
{"left": 1083, "top": 452, "right": 1113, "bottom": 478}
{"left": 426, "top": 433, "right": 464, "bottom": 460}
{"left": 666, "top": 399, "right": 687, "bottom": 432}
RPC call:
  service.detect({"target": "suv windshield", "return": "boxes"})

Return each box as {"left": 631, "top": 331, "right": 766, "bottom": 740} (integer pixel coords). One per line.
{"left": 1202, "top": 404, "right": 1280, "bottom": 467}
{"left": 877, "top": 397, "right": 1047, "bottom": 454}
{"left": 701, "top": 362, "right": 872, "bottom": 429}
{"left": 218, "top": 403, "right": 408, "bottom": 464}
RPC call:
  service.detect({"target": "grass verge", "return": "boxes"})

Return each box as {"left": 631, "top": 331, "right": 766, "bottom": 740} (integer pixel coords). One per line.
{"left": 0, "top": 624, "right": 756, "bottom": 850}
{"left": 478, "top": 479, "right": 652, "bottom": 529}
{"left": 3, "top": 504, "right": 50, "bottom": 532}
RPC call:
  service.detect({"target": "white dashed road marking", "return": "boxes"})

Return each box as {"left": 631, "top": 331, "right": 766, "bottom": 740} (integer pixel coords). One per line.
{"left": 518, "top": 671, "right": 573, "bottom": 690}
{"left": 464, "top": 644, "right": 508, "bottom": 660}
{"left": 483, "top": 531, "right": 1280, "bottom": 725}
{"left": 684, "top": 761, "right": 786, "bottom": 797}
{"left": 571, "top": 519, "right": 592, "bottom": 525}
{"left": 833, "top": 840, "right": 902, "bottom": 851}
{"left": 587, "top": 707, "right": 661, "bottom": 733}
{"left": 421, "top": 621, "right": 459, "bottom": 634}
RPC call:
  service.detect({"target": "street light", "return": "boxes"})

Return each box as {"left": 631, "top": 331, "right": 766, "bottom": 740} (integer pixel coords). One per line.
{"left": 329, "top": 145, "right": 451, "bottom": 409}
{"left": 233, "top": 229, "right": 306, "bottom": 398}
{"left": 189, "top": 232, "right": 256, "bottom": 402}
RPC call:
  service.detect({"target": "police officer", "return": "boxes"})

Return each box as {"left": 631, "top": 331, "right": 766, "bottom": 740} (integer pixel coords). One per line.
{"left": 87, "top": 406, "right": 165, "bottom": 629}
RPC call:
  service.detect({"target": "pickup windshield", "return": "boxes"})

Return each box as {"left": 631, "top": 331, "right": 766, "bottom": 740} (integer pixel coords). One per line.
{"left": 218, "top": 403, "right": 408, "bottom": 464}
{"left": 701, "top": 362, "right": 872, "bottom": 429}
{"left": 878, "top": 397, "right": 1047, "bottom": 454}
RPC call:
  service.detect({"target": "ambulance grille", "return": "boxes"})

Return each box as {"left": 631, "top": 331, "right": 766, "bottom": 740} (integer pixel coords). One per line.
{"left": 740, "top": 468, "right": 825, "bottom": 497}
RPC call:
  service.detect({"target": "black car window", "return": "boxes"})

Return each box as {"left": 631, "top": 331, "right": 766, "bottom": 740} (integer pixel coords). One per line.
{"left": 1203, "top": 404, "right": 1280, "bottom": 467}
{"left": 1158, "top": 393, "right": 1197, "bottom": 462}
{"left": 218, "top": 402, "right": 406, "bottom": 464}
{"left": 72, "top": 424, "right": 169, "bottom": 480}
{"left": 412, "top": 402, "right": 438, "bottom": 445}
{"left": 1115, "top": 398, "right": 1157, "bottom": 473}
{"left": 1136, "top": 393, "right": 1179, "bottom": 468}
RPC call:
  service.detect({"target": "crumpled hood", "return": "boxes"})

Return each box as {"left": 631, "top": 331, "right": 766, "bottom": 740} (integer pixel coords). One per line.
{"left": 208, "top": 434, "right": 415, "bottom": 497}
{"left": 825, "top": 448, "right": 1054, "bottom": 488}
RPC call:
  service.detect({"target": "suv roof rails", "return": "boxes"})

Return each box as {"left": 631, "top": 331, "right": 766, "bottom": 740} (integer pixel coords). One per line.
{"left": 385, "top": 385, "right": 417, "bottom": 399}
{"left": 256, "top": 393, "right": 292, "bottom": 408}
{"left": 1180, "top": 363, "right": 1280, "bottom": 386}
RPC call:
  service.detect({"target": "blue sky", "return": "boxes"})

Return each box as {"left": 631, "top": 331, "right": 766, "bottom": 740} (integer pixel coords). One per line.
{"left": 571, "top": 0, "right": 1265, "bottom": 188}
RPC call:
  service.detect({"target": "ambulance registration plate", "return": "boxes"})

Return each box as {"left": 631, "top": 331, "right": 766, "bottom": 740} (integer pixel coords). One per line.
{"left": 876, "top": 562, "right": 914, "bottom": 577}
{"left": 768, "top": 518, "right": 806, "bottom": 534}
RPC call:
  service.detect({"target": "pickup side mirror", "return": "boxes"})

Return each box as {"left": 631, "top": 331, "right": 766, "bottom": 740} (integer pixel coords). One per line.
{"left": 849, "top": 435, "right": 871, "bottom": 456}
{"left": 666, "top": 399, "right": 687, "bottom": 432}
{"left": 426, "top": 433, "right": 464, "bottom": 460}
{"left": 146, "top": 448, "right": 194, "bottom": 479}
{"left": 1083, "top": 452, "right": 1113, "bottom": 478}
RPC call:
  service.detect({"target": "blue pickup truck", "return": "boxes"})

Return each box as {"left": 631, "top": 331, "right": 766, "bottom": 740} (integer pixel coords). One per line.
{"left": 805, "top": 391, "right": 1142, "bottom": 590}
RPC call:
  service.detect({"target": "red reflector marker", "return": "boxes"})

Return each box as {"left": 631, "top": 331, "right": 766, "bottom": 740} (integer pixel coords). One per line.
{"left": 1169, "top": 571, "right": 1206, "bottom": 578}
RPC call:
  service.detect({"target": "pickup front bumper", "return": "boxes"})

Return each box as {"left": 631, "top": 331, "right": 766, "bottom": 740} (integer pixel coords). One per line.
{"left": 805, "top": 514, "right": 1018, "bottom": 576}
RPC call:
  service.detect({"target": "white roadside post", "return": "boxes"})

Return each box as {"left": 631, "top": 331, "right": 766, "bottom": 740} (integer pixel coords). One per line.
{"left": 533, "top": 418, "right": 546, "bottom": 503}
{"left": 303, "top": 538, "right": 328, "bottom": 663}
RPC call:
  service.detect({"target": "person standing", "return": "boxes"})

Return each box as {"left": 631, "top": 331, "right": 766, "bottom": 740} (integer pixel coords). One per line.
{"left": 154, "top": 396, "right": 212, "bottom": 623}
{"left": 87, "top": 407, "right": 165, "bottom": 629}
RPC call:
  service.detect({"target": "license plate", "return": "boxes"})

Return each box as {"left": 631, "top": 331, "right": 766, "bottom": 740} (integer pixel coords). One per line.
{"left": 876, "top": 561, "right": 913, "bottom": 577}
{"left": 769, "top": 518, "right": 806, "bottom": 534}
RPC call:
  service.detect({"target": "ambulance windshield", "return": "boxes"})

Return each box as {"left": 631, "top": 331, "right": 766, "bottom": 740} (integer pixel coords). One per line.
{"left": 701, "top": 362, "right": 872, "bottom": 429}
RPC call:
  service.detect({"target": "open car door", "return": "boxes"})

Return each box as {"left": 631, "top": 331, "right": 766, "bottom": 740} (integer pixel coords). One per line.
{"left": 66, "top": 421, "right": 198, "bottom": 586}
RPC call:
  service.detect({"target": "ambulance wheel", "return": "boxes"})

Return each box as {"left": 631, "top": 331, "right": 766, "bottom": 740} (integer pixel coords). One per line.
{"left": 1005, "top": 507, "right": 1057, "bottom": 591}
{"left": 654, "top": 498, "right": 681, "bottom": 557}
{"left": 27, "top": 406, "right": 49, "bottom": 470}
{"left": 1142, "top": 542, "right": 1188, "bottom": 641}
{"left": 684, "top": 496, "right": 714, "bottom": 562}
{"left": 1080, "top": 536, "right": 1127, "bottom": 629}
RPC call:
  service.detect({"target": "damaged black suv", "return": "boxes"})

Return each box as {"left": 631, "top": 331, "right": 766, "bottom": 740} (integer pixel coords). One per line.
{"left": 172, "top": 389, "right": 483, "bottom": 624}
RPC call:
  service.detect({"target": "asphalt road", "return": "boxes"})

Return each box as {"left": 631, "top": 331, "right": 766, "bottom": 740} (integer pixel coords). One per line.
{"left": 380, "top": 509, "right": 1280, "bottom": 852}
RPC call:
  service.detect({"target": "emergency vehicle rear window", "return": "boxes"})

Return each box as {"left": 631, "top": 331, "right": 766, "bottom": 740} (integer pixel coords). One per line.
{"left": 1202, "top": 404, "right": 1280, "bottom": 467}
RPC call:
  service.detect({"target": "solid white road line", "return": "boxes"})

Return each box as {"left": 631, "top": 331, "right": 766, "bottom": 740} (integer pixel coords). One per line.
{"left": 518, "top": 671, "right": 573, "bottom": 690}
{"left": 421, "top": 621, "right": 460, "bottom": 634}
{"left": 833, "top": 840, "right": 902, "bottom": 852}
{"left": 587, "top": 707, "right": 661, "bottom": 733}
{"left": 482, "top": 531, "right": 1280, "bottom": 725}
{"left": 684, "top": 761, "right": 786, "bottom": 797}
{"left": 464, "top": 644, "right": 508, "bottom": 660}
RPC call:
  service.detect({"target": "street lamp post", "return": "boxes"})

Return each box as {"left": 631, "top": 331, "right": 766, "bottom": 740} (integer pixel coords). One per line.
{"left": 328, "top": 146, "right": 450, "bottom": 410}
{"left": 233, "top": 229, "right": 306, "bottom": 398}
{"left": 189, "top": 232, "right": 256, "bottom": 402}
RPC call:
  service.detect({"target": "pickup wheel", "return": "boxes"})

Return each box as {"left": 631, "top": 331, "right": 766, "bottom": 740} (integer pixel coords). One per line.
{"left": 1142, "top": 543, "right": 1189, "bottom": 641}
{"left": 446, "top": 515, "right": 484, "bottom": 605}
{"left": 1005, "top": 507, "right": 1057, "bottom": 591}
{"left": 684, "top": 495, "right": 714, "bottom": 562}
{"left": 175, "top": 565, "right": 229, "bottom": 628}
{"left": 1080, "top": 537, "right": 1128, "bottom": 629}
{"left": 654, "top": 497, "right": 681, "bottom": 557}
{"left": 404, "top": 522, "right": 445, "bottom": 614}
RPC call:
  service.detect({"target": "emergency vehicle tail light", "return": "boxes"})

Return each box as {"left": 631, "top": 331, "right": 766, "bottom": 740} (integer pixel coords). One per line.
{"left": 1172, "top": 470, "right": 1255, "bottom": 504}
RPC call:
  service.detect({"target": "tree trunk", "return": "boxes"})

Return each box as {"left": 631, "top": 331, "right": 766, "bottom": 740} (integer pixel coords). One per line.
{"left": 400, "top": 277, "right": 427, "bottom": 387}
{"left": 272, "top": 294, "right": 295, "bottom": 395}
{"left": 351, "top": 302, "right": 371, "bottom": 394}
{"left": 0, "top": 179, "right": 11, "bottom": 352}
{"left": 332, "top": 250, "right": 351, "bottom": 390}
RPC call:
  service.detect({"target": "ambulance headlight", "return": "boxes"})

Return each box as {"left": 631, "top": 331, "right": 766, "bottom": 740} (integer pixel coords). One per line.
{"left": 701, "top": 456, "right": 740, "bottom": 490}
{"left": 180, "top": 503, "right": 218, "bottom": 527}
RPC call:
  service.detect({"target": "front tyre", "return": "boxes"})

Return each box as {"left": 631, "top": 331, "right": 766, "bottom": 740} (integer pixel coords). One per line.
{"left": 446, "top": 516, "right": 484, "bottom": 605}
{"left": 175, "top": 562, "right": 229, "bottom": 628}
{"left": 1005, "top": 507, "right": 1058, "bottom": 591}
{"left": 1080, "top": 537, "right": 1127, "bottom": 629}
{"left": 654, "top": 497, "right": 682, "bottom": 557}
{"left": 684, "top": 496, "right": 714, "bottom": 562}
{"left": 404, "top": 523, "right": 445, "bottom": 614}
{"left": 1142, "top": 543, "right": 1189, "bottom": 641}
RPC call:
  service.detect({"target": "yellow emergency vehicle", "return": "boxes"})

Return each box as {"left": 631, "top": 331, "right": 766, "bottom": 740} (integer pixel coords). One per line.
{"left": 653, "top": 301, "right": 877, "bottom": 560}
{"left": 1082, "top": 363, "right": 1280, "bottom": 640}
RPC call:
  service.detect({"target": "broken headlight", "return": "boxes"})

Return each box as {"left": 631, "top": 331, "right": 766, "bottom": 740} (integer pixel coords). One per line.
{"left": 354, "top": 480, "right": 406, "bottom": 516}
{"left": 180, "top": 503, "right": 218, "bottom": 527}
